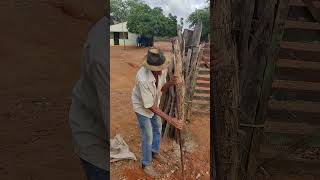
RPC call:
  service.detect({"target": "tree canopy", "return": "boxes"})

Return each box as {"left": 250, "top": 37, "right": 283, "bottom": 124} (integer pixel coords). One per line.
{"left": 110, "top": 0, "right": 142, "bottom": 23}
{"left": 111, "top": 0, "right": 179, "bottom": 37}
{"left": 127, "top": 3, "right": 177, "bottom": 37}
{"left": 187, "top": 7, "right": 209, "bottom": 41}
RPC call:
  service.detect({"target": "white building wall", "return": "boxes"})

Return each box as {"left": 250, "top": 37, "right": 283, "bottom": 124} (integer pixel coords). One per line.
{"left": 110, "top": 39, "right": 114, "bottom": 46}
{"left": 110, "top": 22, "right": 139, "bottom": 46}
{"left": 110, "top": 22, "right": 129, "bottom": 32}
{"left": 110, "top": 32, "right": 138, "bottom": 46}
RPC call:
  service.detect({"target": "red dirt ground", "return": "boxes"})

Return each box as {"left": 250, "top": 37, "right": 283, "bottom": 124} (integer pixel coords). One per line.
{"left": 110, "top": 42, "right": 210, "bottom": 180}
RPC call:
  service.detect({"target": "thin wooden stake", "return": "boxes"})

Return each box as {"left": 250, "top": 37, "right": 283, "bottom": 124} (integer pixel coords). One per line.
{"left": 173, "top": 33, "right": 186, "bottom": 180}
{"left": 178, "top": 131, "right": 185, "bottom": 180}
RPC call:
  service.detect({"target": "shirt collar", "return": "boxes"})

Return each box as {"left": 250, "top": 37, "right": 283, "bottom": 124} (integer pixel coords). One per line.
{"left": 147, "top": 69, "right": 156, "bottom": 82}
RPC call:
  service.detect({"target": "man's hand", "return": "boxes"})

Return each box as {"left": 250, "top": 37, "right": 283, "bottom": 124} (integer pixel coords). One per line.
{"left": 167, "top": 76, "right": 182, "bottom": 86}
{"left": 170, "top": 118, "right": 184, "bottom": 130}
{"left": 149, "top": 105, "right": 184, "bottom": 130}
{"left": 161, "top": 76, "right": 183, "bottom": 92}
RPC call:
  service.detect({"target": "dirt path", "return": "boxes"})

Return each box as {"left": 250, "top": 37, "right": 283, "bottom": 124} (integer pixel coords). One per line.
{"left": 110, "top": 42, "right": 210, "bottom": 180}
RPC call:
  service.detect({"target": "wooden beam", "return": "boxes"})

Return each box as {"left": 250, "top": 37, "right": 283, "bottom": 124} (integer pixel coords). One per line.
{"left": 289, "top": 0, "right": 320, "bottom": 8}
{"left": 212, "top": 0, "right": 240, "bottom": 179}
{"left": 285, "top": 20, "right": 320, "bottom": 30}
{"left": 302, "top": 0, "right": 320, "bottom": 23}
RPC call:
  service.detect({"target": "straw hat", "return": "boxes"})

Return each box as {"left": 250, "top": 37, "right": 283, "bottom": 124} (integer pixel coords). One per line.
{"left": 141, "top": 48, "right": 171, "bottom": 71}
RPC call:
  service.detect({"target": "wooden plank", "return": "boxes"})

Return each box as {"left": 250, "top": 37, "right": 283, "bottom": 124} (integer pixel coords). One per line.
{"left": 272, "top": 80, "right": 320, "bottom": 101}
{"left": 302, "top": 0, "right": 320, "bottom": 23}
{"left": 257, "top": 153, "right": 320, "bottom": 175}
{"left": 276, "top": 59, "right": 320, "bottom": 82}
{"left": 264, "top": 121, "right": 320, "bottom": 134}
{"left": 267, "top": 99, "right": 320, "bottom": 125}
{"left": 280, "top": 41, "right": 320, "bottom": 52}
{"left": 289, "top": 0, "right": 306, "bottom": 6}
{"left": 279, "top": 49, "right": 320, "bottom": 61}
{"left": 269, "top": 99, "right": 320, "bottom": 113}
{"left": 285, "top": 20, "right": 320, "bottom": 30}
{"left": 289, "top": 0, "right": 320, "bottom": 8}
{"left": 273, "top": 80, "right": 320, "bottom": 92}
{"left": 275, "top": 64, "right": 320, "bottom": 82}
{"left": 277, "top": 59, "right": 320, "bottom": 70}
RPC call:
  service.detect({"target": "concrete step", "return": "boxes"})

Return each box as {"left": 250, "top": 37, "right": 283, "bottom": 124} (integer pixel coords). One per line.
{"left": 196, "top": 79, "right": 210, "bottom": 88}
{"left": 198, "top": 67, "right": 210, "bottom": 71}
{"left": 272, "top": 80, "right": 320, "bottom": 101}
{"left": 196, "top": 74, "right": 210, "bottom": 81}
{"left": 197, "top": 73, "right": 210, "bottom": 77}
{"left": 193, "top": 92, "right": 210, "bottom": 101}
{"left": 276, "top": 59, "right": 320, "bottom": 82}
{"left": 195, "top": 86, "right": 210, "bottom": 94}
{"left": 279, "top": 41, "right": 320, "bottom": 61}
{"left": 190, "top": 108, "right": 210, "bottom": 116}
{"left": 267, "top": 99, "right": 320, "bottom": 125}
{"left": 198, "top": 67, "right": 210, "bottom": 75}
{"left": 285, "top": 20, "right": 320, "bottom": 30}
{"left": 199, "top": 63, "right": 210, "bottom": 68}
{"left": 191, "top": 99, "right": 210, "bottom": 110}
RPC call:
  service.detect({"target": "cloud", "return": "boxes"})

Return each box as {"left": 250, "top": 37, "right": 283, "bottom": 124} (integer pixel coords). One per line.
{"left": 142, "top": 0, "right": 208, "bottom": 28}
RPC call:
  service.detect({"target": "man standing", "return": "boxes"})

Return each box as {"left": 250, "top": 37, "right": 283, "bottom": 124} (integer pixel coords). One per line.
{"left": 68, "top": 16, "right": 109, "bottom": 179}
{"left": 132, "top": 48, "right": 183, "bottom": 177}
{"left": 136, "top": 35, "right": 141, "bottom": 47}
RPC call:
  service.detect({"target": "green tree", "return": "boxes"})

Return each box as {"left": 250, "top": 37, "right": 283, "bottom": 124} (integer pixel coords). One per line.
{"left": 110, "top": 0, "right": 142, "bottom": 23}
{"left": 187, "top": 7, "right": 209, "bottom": 41}
{"left": 127, "top": 3, "right": 177, "bottom": 40}
{"left": 180, "top": 17, "right": 184, "bottom": 28}
{"left": 110, "top": 0, "right": 142, "bottom": 48}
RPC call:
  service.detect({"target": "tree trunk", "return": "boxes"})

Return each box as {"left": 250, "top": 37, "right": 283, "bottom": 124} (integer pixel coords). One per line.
{"left": 212, "top": 1, "right": 240, "bottom": 180}
{"left": 239, "top": 1, "right": 290, "bottom": 179}
{"left": 212, "top": 0, "right": 290, "bottom": 179}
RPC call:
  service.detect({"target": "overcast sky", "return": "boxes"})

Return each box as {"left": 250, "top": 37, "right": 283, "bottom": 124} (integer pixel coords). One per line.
{"left": 142, "top": 0, "right": 208, "bottom": 29}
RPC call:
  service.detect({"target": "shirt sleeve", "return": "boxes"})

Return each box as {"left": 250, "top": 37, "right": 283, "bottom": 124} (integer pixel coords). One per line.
{"left": 89, "top": 61, "right": 109, "bottom": 132}
{"left": 162, "top": 69, "right": 168, "bottom": 83}
{"left": 137, "top": 80, "right": 154, "bottom": 109}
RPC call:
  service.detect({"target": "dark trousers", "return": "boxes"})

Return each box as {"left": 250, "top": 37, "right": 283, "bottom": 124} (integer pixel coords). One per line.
{"left": 80, "top": 158, "right": 109, "bottom": 180}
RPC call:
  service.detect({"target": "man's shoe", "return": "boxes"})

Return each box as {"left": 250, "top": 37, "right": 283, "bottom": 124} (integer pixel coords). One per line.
{"left": 143, "top": 165, "right": 160, "bottom": 178}
{"left": 152, "top": 153, "right": 167, "bottom": 164}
